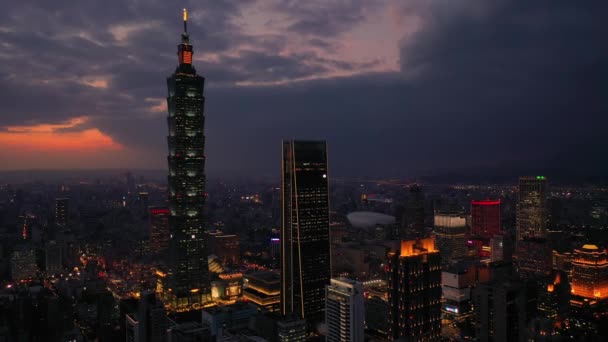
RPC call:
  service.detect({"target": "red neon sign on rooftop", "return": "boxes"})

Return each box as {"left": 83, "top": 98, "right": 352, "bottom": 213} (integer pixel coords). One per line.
{"left": 472, "top": 199, "right": 501, "bottom": 206}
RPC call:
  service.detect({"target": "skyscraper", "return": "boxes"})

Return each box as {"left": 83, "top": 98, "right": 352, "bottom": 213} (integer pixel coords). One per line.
{"left": 55, "top": 197, "right": 69, "bottom": 227}
{"left": 387, "top": 238, "right": 442, "bottom": 341}
{"left": 325, "top": 278, "right": 365, "bottom": 342}
{"left": 571, "top": 244, "right": 608, "bottom": 300}
{"left": 400, "top": 185, "right": 426, "bottom": 239}
{"left": 10, "top": 245, "right": 37, "bottom": 282}
{"left": 471, "top": 199, "right": 501, "bottom": 239}
{"left": 149, "top": 207, "right": 170, "bottom": 254}
{"left": 433, "top": 212, "right": 467, "bottom": 265}
{"left": 517, "top": 176, "right": 547, "bottom": 240}
{"left": 281, "top": 140, "right": 331, "bottom": 331}
{"left": 161, "top": 9, "right": 210, "bottom": 311}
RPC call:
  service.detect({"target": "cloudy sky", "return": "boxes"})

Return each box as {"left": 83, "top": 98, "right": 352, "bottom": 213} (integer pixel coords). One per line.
{"left": 0, "top": 0, "right": 605, "bottom": 179}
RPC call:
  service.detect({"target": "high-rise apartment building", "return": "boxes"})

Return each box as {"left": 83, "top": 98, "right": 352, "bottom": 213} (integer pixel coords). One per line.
{"left": 281, "top": 141, "right": 331, "bottom": 331}
{"left": 517, "top": 176, "right": 547, "bottom": 240}
{"left": 387, "top": 238, "right": 442, "bottom": 341}
{"left": 55, "top": 198, "right": 69, "bottom": 227}
{"left": 434, "top": 212, "right": 467, "bottom": 265}
{"left": 325, "top": 278, "right": 364, "bottom": 342}
{"left": 571, "top": 244, "right": 608, "bottom": 300}
{"left": 161, "top": 9, "right": 210, "bottom": 311}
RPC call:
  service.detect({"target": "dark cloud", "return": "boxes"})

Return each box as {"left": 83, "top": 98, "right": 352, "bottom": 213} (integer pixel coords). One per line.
{"left": 0, "top": 0, "right": 606, "bottom": 181}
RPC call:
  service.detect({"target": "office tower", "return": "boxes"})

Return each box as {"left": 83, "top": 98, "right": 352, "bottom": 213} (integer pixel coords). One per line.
{"left": 45, "top": 240, "right": 63, "bottom": 274}
{"left": 243, "top": 271, "right": 281, "bottom": 312}
{"left": 537, "top": 270, "right": 570, "bottom": 320}
{"left": 490, "top": 233, "right": 513, "bottom": 263}
{"left": 55, "top": 197, "right": 69, "bottom": 227}
{"left": 281, "top": 141, "right": 331, "bottom": 331}
{"left": 138, "top": 192, "right": 149, "bottom": 216}
{"left": 149, "top": 207, "right": 171, "bottom": 254}
{"left": 400, "top": 184, "right": 425, "bottom": 239}
{"left": 433, "top": 212, "right": 467, "bottom": 265}
{"left": 517, "top": 176, "right": 547, "bottom": 240}
{"left": 364, "top": 295, "right": 389, "bottom": 339}
{"left": 325, "top": 278, "right": 364, "bottom": 342}
{"left": 570, "top": 244, "right": 608, "bottom": 300}
{"left": 213, "top": 234, "right": 240, "bottom": 266}
{"left": 514, "top": 238, "right": 552, "bottom": 279}
{"left": 277, "top": 315, "right": 307, "bottom": 342}
{"left": 387, "top": 238, "right": 441, "bottom": 341}
{"left": 471, "top": 199, "right": 501, "bottom": 239}
{"left": 473, "top": 280, "right": 528, "bottom": 342}
{"left": 162, "top": 9, "right": 210, "bottom": 311}
{"left": 441, "top": 262, "right": 476, "bottom": 323}
{"left": 10, "top": 245, "right": 37, "bottom": 281}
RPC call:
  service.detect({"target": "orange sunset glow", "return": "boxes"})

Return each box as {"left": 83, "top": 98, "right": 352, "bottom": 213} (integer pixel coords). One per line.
{"left": 0, "top": 117, "right": 123, "bottom": 151}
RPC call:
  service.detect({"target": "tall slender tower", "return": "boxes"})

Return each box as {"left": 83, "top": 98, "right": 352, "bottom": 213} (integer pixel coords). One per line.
{"left": 162, "top": 9, "right": 210, "bottom": 311}
{"left": 281, "top": 141, "right": 331, "bottom": 332}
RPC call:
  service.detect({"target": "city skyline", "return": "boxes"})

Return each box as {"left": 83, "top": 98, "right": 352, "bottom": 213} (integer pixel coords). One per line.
{"left": 0, "top": 1, "right": 606, "bottom": 181}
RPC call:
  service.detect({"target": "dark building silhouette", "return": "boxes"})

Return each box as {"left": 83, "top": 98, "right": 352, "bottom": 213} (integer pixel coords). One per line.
{"left": 281, "top": 140, "right": 331, "bottom": 332}
{"left": 387, "top": 238, "right": 441, "bottom": 341}
{"left": 400, "top": 185, "right": 426, "bottom": 239}
{"left": 517, "top": 176, "right": 547, "bottom": 241}
{"left": 161, "top": 9, "right": 210, "bottom": 311}
{"left": 149, "top": 207, "right": 170, "bottom": 254}
{"left": 55, "top": 197, "right": 69, "bottom": 227}
{"left": 473, "top": 280, "right": 529, "bottom": 342}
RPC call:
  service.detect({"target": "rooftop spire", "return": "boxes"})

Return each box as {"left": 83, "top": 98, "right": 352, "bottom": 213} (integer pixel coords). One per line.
{"left": 183, "top": 8, "right": 188, "bottom": 33}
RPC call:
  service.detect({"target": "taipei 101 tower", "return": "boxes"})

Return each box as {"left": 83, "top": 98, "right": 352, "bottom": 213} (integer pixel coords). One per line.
{"left": 158, "top": 9, "right": 211, "bottom": 311}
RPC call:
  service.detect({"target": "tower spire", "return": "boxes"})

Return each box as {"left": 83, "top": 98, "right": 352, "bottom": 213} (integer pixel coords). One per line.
{"left": 183, "top": 8, "right": 188, "bottom": 33}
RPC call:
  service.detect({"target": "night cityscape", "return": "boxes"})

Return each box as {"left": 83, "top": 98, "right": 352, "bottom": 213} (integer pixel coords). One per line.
{"left": 0, "top": 1, "right": 606, "bottom": 342}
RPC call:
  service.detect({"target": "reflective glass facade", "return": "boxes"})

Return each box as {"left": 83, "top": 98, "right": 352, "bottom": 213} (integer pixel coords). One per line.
{"left": 281, "top": 141, "right": 331, "bottom": 331}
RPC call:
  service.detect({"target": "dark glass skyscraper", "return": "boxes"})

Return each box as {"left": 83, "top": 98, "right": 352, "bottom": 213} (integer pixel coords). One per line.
{"left": 161, "top": 9, "right": 210, "bottom": 311}
{"left": 281, "top": 140, "right": 331, "bottom": 332}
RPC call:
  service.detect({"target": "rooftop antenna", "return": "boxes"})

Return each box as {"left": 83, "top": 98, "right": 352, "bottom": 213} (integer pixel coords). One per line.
{"left": 183, "top": 8, "right": 188, "bottom": 33}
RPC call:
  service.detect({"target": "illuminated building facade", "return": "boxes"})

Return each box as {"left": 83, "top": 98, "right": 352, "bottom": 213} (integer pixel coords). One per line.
{"left": 325, "top": 278, "right": 364, "bottom": 342}
{"left": 281, "top": 140, "right": 331, "bottom": 330}
{"left": 277, "top": 315, "right": 307, "bottom": 342}
{"left": 243, "top": 271, "right": 280, "bottom": 312}
{"left": 571, "top": 244, "right": 608, "bottom": 300}
{"left": 471, "top": 199, "right": 501, "bottom": 239}
{"left": 433, "top": 212, "right": 467, "bottom": 265}
{"left": 55, "top": 197, "right": 69, "bottom": 227}
{"left": 387, "top": 238, "right": 441, "bottom": 341}
{"left": 161, "top": 9, "right": 210, "bottom": 311}
{"left": 441, "top": 262, "right": 476, "bottom": 323}
{"left": 517, "top": 176, "right": 547, "bottom": 241}
{"left": 10, "top": 245, "right": 37, "bottom": 282}
{"left": 149, "top": 207, "right": 170, "bottom": 254}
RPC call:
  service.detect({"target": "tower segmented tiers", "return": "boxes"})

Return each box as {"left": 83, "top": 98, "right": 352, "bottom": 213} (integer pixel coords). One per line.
{"left": 160, "top": 9, "right": 211, "bottom": 311}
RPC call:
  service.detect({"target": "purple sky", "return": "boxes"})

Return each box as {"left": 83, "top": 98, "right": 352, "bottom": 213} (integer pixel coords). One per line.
{"left": 0, "top": 0, "right": 606, "bottom": 179}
